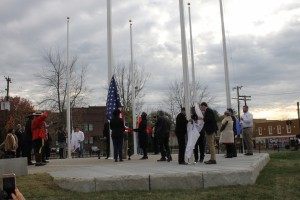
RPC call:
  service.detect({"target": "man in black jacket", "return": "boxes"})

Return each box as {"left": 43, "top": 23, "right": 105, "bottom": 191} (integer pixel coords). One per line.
{"left": 24, "top": 114, "right": 34, "bottom": 165}
{"left": 110, "top": 109, "right": 125, "bottom": 162}
{"left": 15, "top": 124, "right": 23, "bottom": 158}
{"left": 156, "top": 111, "right": 172, "bottom": 162}
{"left": 200, "top": 102, "right": 218, "bottom": 164}
{"left": 175, "top": 107, "right": 188, "bottom": 164}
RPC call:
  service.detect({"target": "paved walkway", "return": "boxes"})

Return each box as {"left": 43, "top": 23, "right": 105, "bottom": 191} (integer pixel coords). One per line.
{"left": 28, "top": 153, "right": 270, "bottom": 192}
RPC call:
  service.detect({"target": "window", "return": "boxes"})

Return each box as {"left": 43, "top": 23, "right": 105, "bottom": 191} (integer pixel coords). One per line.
{"left": 89, "top": 137, "right": 94, "bottom": 144}
{"left": 277, "top": 125, "right": 281, "bottom": 134}
{"left": 84, "top": 123, "right": 94, "bottom": 132}
{"left": 258, "top": 127, "right": 263, "bottom": 135}
{"left": 286, "top": 125, "right": 291, "bottom": 134}
{"left": 268, "top": 126, "right": 273, "bottom": 135}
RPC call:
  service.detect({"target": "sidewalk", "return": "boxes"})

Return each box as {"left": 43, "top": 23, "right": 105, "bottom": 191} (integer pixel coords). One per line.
{"left": 28, "top": 153, "right": 270, "bottom": 192}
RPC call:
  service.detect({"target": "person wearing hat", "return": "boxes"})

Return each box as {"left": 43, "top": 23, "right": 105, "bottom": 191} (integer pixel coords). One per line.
{"left": 219, "top": 111, "right": 235, "bottom": 158}
{"left": 109, "top": 109, "right": 125, "bottom": 162}
{"left": 175, "top": 107, "right": 188, "bottom": 165}
{"left": 133, "top": 112, "right": 149, "bottom": 160}
{"left": 31, "top": 112, "right": 48, "bottom": 166}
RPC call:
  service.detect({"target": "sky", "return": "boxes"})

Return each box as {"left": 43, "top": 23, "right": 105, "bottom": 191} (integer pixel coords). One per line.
{"left": 0, "top": 0, "right": 300, "bottom": 120}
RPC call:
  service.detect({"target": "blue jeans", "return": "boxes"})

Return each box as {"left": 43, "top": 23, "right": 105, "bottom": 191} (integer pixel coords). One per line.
{"left": 77, "top": 142, "right": 84, "bottom": 158}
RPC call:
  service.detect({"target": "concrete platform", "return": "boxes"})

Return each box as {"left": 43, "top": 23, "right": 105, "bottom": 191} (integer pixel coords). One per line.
{"left": 0, "top": 157, "right": 28, "bottom": 176}
{"left": 28, "top": 153, "right": 270, "bottom": 192}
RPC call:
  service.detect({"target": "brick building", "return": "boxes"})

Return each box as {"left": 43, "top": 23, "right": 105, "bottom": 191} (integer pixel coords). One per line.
{"left": 70, "top": 106, "right": 107, "bottom": 152}
{"left": 254, "top": 119, "right": 300, "bottom": 149}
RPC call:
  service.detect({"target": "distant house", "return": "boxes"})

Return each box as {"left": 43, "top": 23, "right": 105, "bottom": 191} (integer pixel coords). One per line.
{"left": 253, "top": 119, "right": 299, "bottom": 149}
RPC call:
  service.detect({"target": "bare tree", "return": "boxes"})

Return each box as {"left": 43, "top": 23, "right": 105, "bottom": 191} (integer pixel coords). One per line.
{"left": 37, "top": 48, "right": 88, "bottom": 121}
{"left": 165, "top": 79, "right": 215, "bottom": 118}
{"left": 113, "top": 62, "right": 149, "bottom": 125}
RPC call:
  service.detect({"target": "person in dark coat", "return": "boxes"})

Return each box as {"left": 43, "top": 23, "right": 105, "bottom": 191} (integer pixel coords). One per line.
{"left": 103, "top": 120, "right": 110, "bottom": 159}
{"left": 156, "top": 111, "right": 172, "bottom": 162}
{"left": 109, "top": 109, "right": 125, "bottom": 162}
{"left": 133, "top": 112, "right": 149, "bottom": 160}
{"left": 57, "top": 125, "right": 66, "bottom": 159}
{"left": 15, "top": 124, "right": 23, "bottom": 158}
{"left": 227, "top": 108, "right": 238, "bottom": 157}
{"left": 194, "top": 129, "right": 206, "bottom": 163}
{"left": 23, "top": 114, "right": 34, "bottom": 165}
{"left": 200, "top": 102, "right": 218, "bottom": 164}
{"left": 175, "top": 107, "right": 188, "bottom": 164}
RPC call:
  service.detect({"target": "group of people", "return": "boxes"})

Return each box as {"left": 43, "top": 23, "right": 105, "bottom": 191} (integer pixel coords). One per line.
{"left": 175, "top": 102, "right": 254, "bottom": 165}
{"left": 102, "top": 102, "right": 254, "bottom": 165}
{"left": 219, "top": 105, "right": 254, "bottom": 158}
{"left": 0, "top": 111, "right": 87, "bottom": 166}
{"left": 106, "top": 108, "right": 173, "bottom": 162}
{"left": 0, "top": 112, "right": 53, "bottom": 166}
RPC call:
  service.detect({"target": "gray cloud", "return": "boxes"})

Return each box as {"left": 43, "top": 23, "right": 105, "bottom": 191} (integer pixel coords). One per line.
{"left": 0, "top": 0, "right": 299, "bottom": 120}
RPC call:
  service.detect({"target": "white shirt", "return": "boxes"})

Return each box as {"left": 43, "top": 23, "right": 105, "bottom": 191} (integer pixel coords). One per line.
{"left": 241, "top": 111, "right": 253, "bottom": 128}
{"left": 71, "top": 130, "right": 85, "bottom": 151}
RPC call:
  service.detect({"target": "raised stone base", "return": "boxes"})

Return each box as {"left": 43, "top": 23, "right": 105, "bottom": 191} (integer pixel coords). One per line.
{"left": 0, "top": 157, "right": 28, "bottom": 176}
{"left": 50, "top": 154, "right": 270, "bottom": 192}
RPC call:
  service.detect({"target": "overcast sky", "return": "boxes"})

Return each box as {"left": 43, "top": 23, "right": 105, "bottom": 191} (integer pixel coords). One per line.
{"left": 0, "top": 0, "right": 299, "bottom": 120}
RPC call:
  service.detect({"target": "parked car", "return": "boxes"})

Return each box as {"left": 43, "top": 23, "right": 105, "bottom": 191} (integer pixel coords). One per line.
{"left": 89, "top": 146, "right": 100, "bottom": 159}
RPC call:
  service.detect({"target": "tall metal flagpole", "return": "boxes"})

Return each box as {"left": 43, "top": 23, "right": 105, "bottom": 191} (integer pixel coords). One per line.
{"left": 129, "top": 20, "right": 137, "bottom": 155}
{"left": 107, "top": 0, "right": 114, "bottom": 158}
{"left": 179, "top": 0, "right": 191, "bottom": 118}
{"left": 219, "top": 0, "right": 231, "bottom": 108}
{"left": 66, "top": 17, "right": 71, "bottom": 159}
{"left": 188, "top": 3, "right": 196, "bottom": 104}
{"left": 107, "top": 0, "right": 113, "bottom": 81}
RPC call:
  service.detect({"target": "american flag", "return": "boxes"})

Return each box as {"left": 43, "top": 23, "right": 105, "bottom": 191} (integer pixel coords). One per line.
{"left": 106, "top": 76, "right": 122, "bottom": 120}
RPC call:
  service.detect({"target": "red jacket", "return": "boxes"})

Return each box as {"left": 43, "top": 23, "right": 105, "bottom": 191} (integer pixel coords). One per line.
{"left": 31, "top": 112, "right": 48, "bottom": 141}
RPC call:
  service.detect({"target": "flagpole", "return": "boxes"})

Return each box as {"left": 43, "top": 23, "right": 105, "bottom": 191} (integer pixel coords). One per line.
{"left": 129, "top": 19, "right": 137, "bottom": 155}
{"left": 66, "top": 17, "right": 71, "bottom": 159}
{"left": 107, "top": 0, "right": 114, "bottom": 159}
{"left": 107, "top": 0, "right": 113, "bottom": 81}
{"left": 187, "top": 2, "right": 196, "bottom": 104}
{"left": 219, "top": 0, "right": 232, "bottom": 108}
{"left": 179, "top": 0, "right": 190, "bottom": 118}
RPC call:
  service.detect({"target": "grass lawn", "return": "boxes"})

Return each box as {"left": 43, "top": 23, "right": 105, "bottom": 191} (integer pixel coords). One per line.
{"left": 16, "top": 151, "right": 300, "bottom": 200}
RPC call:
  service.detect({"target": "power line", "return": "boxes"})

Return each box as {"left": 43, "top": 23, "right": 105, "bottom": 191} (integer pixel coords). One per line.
{"left": 251, "top": 91, "right": 300, "bottom": 97}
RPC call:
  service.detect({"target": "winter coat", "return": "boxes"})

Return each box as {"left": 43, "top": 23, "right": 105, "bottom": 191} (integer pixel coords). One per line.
{"left": 31, "top": 112, "right": 48, "bottom": 141}
{"left": 110, "top": 117, "right": 125, "bottom": 138}
{"left": 219, "top": 116, "right": 234, "bottom": 144}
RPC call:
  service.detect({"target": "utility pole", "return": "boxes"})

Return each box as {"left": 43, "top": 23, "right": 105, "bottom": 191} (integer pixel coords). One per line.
{"left": 297, "top": 102, "right": 300, "bottom": 133}
{"left": 232, "top": 86, "right": 251, "bottom": 120}
{"left": 239, "top": 95, "right": 251, "bottom": 106}
{"left": 4, "top": 76, "right": 12, "bottom": 101}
